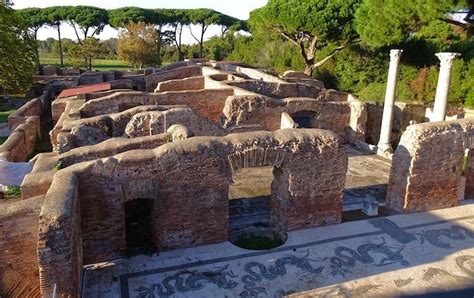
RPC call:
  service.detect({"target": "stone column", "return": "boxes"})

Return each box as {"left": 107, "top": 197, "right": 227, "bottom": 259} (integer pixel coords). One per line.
{"left": 377, "top": 49, "right": 403, "bottom": 154}
{"left": 431, "top": 52, "right": 460, "bottom": 122}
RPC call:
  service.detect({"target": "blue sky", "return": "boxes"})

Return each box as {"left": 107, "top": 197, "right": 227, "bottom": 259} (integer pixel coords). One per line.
{"left": 12, "top": 0, "right": 267, "bottom": 43}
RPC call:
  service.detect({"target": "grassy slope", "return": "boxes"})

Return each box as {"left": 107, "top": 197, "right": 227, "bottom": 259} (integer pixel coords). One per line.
{"left": 40, "top": 57, "right": 133, "bottom": 71}
{"left": 0, "top": 110, "right": 14, "bottom": 123}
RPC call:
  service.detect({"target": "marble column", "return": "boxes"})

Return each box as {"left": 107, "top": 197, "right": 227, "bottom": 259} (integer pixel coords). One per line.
{"left": 378, "top": 49, "right": 403, "bottom": 154}
{"left": 431, "top": 52, "right": 461, "bottom": 122}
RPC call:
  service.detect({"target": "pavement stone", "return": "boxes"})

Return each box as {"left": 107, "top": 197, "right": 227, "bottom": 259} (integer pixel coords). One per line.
{"left": 83, "top": 201, "right": 474, "bottom": 297}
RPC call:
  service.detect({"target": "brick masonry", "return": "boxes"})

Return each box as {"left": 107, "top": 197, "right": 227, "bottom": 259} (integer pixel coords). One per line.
{"left": 0, "top": 196, "right": 44, "bottom": 297}
{"left": 387, "top": 119, "right": 474, "bottom": 212}
{"left": 35, "top": 129, "right": 347, "bottom": 296}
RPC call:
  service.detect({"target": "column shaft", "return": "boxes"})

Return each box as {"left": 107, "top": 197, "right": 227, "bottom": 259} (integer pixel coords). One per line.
{"left": 378, "top": 49, "right": 403, "bottom": 153}
{"left": 431, "top": 52, "right": 460, "bottom": 122}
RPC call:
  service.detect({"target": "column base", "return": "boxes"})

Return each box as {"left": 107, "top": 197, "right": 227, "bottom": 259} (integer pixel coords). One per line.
{"left": 377, "top": 143, "right": 393, "bottom": 157}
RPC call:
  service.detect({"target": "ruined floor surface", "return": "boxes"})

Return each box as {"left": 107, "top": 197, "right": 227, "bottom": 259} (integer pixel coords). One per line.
{"left": 83, "top": 202, "right": 474, "bottom": 298}
{"left": 344, "top": 146, "right": 392, "bottom": 204}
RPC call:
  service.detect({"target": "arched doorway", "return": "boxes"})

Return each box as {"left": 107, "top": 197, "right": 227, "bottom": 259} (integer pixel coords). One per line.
{"left": 124, "top": 198, "right": 155, "bottom": 256}
{"left": 228, "top": 165, "right": 287, "bottom": 250}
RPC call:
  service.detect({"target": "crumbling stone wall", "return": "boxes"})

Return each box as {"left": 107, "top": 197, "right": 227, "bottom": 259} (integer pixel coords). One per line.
{"left": 58, "top": 134, "right": 168, "bottom": 167}
{"left": 145, "top": 65, "right": 202, "bottom": 92}
{"left": 387, "top": 119, "right": 474, "bottom": 212}
{"left": 79, "top": 89, "right": 234, "bottom": 123}
{"left": 0, "top": 97, "right": 42, "bottom": 161}
{"left": 0, "top": 116, "right": 40, "bottom": 162}
{"left": 226, "top": 80, "right": 323, "bottom": 99}
{"left": 0, "top": 196, "right": 44, "bottom": 297}
{"left": 36, "top": 129, "right": 346, "bottom": 297}
{"left": 222, "top": 95, "right": 354, "bottom": 140}
{"left": 7, "top": 98, "right": 42, "bottom": 130}
{"left": 155, "top": 76, "right": 205, "bottom": 92}
{"left": 37, "top": 172, "right": 83, "bottom": 298}
{"left": 125, "top": 108, "right": 225, "bottom": 138}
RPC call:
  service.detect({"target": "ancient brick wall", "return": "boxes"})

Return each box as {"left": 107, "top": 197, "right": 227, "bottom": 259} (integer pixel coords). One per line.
{"left": 72, "top": 129, "right": 346, "bottom": 261}
{"left": 38, "top": 172, "right": 83, "bottom": 298}
{"left": 0, "top": 116, "right": 40, "bottom": 162}
{"left": 0, "top": 196, "right": 43, "bottom": 297}
{"left": 156, "top": 76, "right": 205, "bottom": 92}
{"left": 145, "top": 65, "right": 202, "bottom": 92}
{"left": 0, "top": 97, "right": 42, "bottom": 162}
{"left": 125, "top": 108, "right": 225, "bottom": 138}
{"left": 226, "top": 80, "right": 323, "bottom": 99}
{"left": 35, "top": 129, "right": 347, "bottom": 296}
{"left": 79, "top": 91, "right": 151, "bottom": 117}
{"left": 59, "top": 134, "right": 168, "bottom": 167}
{"left": 7, "top": 98, "right": 42, "bottom": 130}
{"left": 222, "top": 95, "right": 352, "bottom": 140}
{"left": 79, "top": 89, "right": 234, "bottom": 123}
{"left": 387, "top": 120, "right": 474, "bottom": 212}
{"left": 152, "top": 89, "right": 235, "bottom": 123}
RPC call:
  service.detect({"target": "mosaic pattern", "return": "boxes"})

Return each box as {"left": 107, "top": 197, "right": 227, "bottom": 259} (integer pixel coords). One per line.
{"left": 119, "top": 216, "right": 474, "bottom": 298}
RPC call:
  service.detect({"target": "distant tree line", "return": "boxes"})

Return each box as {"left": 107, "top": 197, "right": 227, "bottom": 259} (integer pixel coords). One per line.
{"left": 16, "top": 6, "right": 246, "bottom": 68}
{"left": 224, "top": 0, "right": 474, "bottom": 108}
{"left": 9, "top": 1, "right": 474, "bottom": 109}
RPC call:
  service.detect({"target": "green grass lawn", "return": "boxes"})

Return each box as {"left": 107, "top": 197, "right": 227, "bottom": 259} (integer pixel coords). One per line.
{"left": 40, "top": 57, "right": 134, "bottom": 71}
{"left": 0, "top": 110, "right": 14, "bottom": 123}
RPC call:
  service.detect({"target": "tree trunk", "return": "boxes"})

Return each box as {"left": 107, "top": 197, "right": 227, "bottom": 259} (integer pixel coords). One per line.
{"left": 56, "top": 23, "right": 64, "bottom": 67}
{"left": 156, "top": 26, "right": 162, "bottom": 66}
{"left": 177, "top": 24, "right": 184, "bottom": 61}
{"left": 33, "top": 30, "right": 40, "bottom": 72}
{"left": 199, "top": 24, "right": 205, "bottom": 58}
{"left": 304, "top": 64, "right": 314, "bottom": 76}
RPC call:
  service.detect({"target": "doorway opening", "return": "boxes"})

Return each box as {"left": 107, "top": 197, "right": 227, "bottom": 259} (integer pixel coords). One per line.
{"left": 124, "top": 198, "right": 155, "bottom": 256}
{"left": 228, "top": 166, "right": 287, "bottom": 250}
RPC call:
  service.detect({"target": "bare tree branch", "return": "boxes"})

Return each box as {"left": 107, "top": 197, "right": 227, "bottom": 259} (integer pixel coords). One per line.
{"left": 312, "top": 44, "right": 347, "bottom": 69}
{"left": 188, "top": 25, "right": 200, "bottom": 44}
{"left": 273, "top": 26, "right": 299, "bottom": 47}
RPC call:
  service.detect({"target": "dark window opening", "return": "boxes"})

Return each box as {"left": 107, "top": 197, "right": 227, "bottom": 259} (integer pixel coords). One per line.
{"left": 291, "top": 111, "right": 317, "bottom": 128}
{"left": 125, "top": 199, "right": 155, "bottom": 256}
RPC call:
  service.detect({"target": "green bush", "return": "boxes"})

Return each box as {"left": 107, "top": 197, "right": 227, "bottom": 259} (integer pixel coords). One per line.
{"left": 6, "top": 186, "right": 21, "bottom": 198}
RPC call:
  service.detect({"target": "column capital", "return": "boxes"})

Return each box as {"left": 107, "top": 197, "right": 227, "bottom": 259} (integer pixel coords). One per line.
{"left": 389, "top": 49, "right": 403, "bottom": 61}
{"left": 436, "top": 52, "right": 461, "bottom": 66}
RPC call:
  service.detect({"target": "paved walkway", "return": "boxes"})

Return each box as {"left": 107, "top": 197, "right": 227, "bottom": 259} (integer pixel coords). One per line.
{"left": 83, "top": 202, "right": 474, "bottom": 297}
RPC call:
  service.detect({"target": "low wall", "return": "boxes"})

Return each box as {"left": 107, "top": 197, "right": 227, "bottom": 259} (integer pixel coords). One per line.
{"left": 125, "top": 108, "right": 225, "bottom": 138}
{"left": 0, "top": 196, "right": 44, "bottom": 297}
{"left": 226, "top": 80, "right": 324, "bottom": 99}
{"left": 36, "top": 129, "right": 346, "bottom": 298}
{"left": 1, "top": 97, "right": 42, "bottom": 162}
{"left": 155, "top": 76, "right": 205, "bottom": 92}
{"left": 79, "top": 89, "right": 235, "bottom": 124}
{"left": 38, "top": 172, "right": 83, "bottom": 297}
{"left": 7, "top": 98, "right": 42, "bottom": 130}
{"left": 218, "top": 64, "right": 287, "bottom": 83}
{"left": 223, "top": 95, "right": 354, "bottom": 140}
{"left": 387, "top": 119, "right": 474, "bottom": 212}
{"left": 0, "top": 116, "right": 40, "bottom": 162}
{"left": 59, "top": 134, "right": 168, "bottom": 167}
{"left": 145, "top": 65, "right": 203, "bottom": 92}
